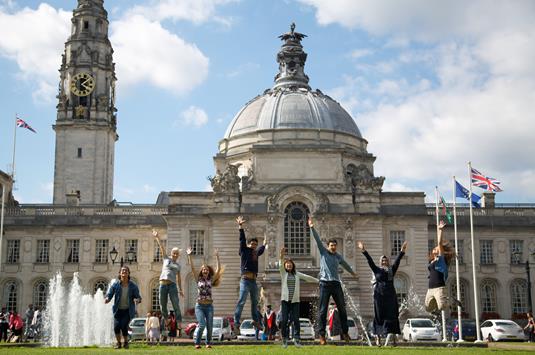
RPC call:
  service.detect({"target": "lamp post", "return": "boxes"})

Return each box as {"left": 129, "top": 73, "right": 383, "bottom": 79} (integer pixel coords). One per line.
{"left": 126, "top": 246, "right": 135, "bottom": 264}
{"left": 109, "top": 246, "right": 118, "bottom": 264}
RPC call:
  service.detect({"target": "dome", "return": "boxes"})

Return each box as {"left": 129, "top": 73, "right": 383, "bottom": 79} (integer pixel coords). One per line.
{"left": 224, "top": 87, "right": 362, "bottom": 139}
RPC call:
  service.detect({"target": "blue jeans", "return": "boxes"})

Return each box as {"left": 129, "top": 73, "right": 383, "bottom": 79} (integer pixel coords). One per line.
{"left": 234, "top": 278, "right": 259, "bottom": 325}
{"left": 316, "top": 281, "right": 348, "bottom": 337}
{"left": 281, "top": 301, "right": 300, "bottom": 340}
{"left": 159, "top": 282, "right": 182, "bottom": 321}
{"left": 194, "top": 303, "right": 214, "bottom": 345}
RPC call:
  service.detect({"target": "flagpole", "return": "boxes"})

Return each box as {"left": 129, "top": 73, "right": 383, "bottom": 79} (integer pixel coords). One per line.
{"left": 453, "top": 176, "right": 463, "bottom": 342}
{"left": 11, "top": 114, "right": 18, "bottom": 180}
{"left": 468, "top": 162, "right": 482, "bottom": 342}
{"left": 0, "top": 183, "right": 5, "bottom": 269}
{"left": 435, "top": 187, "right": 447, "bottom": 341}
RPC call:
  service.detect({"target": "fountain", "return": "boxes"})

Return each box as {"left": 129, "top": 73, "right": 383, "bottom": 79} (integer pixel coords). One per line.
{"left": 398, "top": 285, "right": 426, "bottom": 318}
{"left": 340, "top": 281, "right": 372, "bottom": 346}
{"left": 43, "top": 272, "right": 114, "bottom": 347}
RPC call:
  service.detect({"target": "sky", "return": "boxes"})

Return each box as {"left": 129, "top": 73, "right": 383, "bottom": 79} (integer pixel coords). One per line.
{"left": 0, "top": 0, "right": 534, "bottom": 204}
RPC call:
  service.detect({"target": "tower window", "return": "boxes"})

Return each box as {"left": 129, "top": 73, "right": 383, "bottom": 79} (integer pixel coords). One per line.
{"left": 77, "top": 148, "right": 82, "bottom": 158}
{"left": 84, "top": 21, "right": 89, "bottom": 30}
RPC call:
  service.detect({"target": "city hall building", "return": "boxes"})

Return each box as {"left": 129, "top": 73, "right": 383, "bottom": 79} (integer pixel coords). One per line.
{"left": 1, "top": 0, "right": 533, "bottom": 324}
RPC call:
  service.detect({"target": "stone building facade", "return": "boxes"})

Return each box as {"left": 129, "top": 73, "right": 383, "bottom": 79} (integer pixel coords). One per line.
{"left": 1, "top": 1, "right": 533, "bottom": 325}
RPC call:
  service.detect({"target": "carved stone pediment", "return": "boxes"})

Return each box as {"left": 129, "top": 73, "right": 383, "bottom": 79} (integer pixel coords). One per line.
{"left": 346, "top": 164, "right": 384, "bottom": 193}
{"left": 208, "top": 163, "right": 242, "bottom": 194}
{"left": 265, "top": 185, "right": 329, "bottom": 214}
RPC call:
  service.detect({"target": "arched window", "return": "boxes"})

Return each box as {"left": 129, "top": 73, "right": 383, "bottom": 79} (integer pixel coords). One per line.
{"left": 450, "top": 279, "right": 469, "bottom": 312}
{"left": 150, "top": 279, "right": 160, "bottom": 313}
{"left": 394, "top": 274, "right": 409, "bottom": 305}
{"left": 4, "top": 281, "right": 18, "bottom": 312}
{"left": 33, "top": 280, "right": 48, "bottom": 309}
{"left": 480, "top": 279, "right": 497, "bottom": 313}
{"left": 93, "top": 279, "right": 109, "bottom": 294}
{"left": 510, "top": 279, "right": 528, "bottom": 314}
{"left": 284, "top": 202, "right": 310, "bottom": 256}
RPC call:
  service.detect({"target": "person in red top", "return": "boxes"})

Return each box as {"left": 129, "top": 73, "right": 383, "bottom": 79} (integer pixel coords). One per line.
{"left": 263, "top": 305, "right": 277, "bottom": 340}
{"left": 9, "top": 311, "right": 24, "bottom": 342}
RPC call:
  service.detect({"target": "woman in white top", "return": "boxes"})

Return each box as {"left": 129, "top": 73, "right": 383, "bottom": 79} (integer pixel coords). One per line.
{"left": 145, "top": 312, "right": 160, "bottom": 344}
{"left": 153, "top": 230, "right": 183, "bottom": 329}
{"left": 279, "top": 247, "right": 318, "bottom": 348}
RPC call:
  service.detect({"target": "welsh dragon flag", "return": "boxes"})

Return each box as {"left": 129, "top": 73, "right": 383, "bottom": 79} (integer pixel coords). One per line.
{"left": 439, "top": 193, "right": 453, "bottom": 224}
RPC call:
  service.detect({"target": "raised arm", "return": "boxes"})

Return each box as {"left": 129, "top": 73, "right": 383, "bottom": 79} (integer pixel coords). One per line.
{"left": 339, "top": 257, "right": 356, "bottom": 277}
{"left": 392, "top": 241, "right": 407, "bottom": 275}
{"left": 187, "top": 247, "right": 197, "bottom": 279}
{"left": 296, "top": 271, "right": 319, "bottom": 283}
{"left": 437, "top": 221, "right": 445, "bottom": 255}
{"left": 214, "top": 249, "right": 221, "bottom": 275}
{"left": 308, "top": 217, "right": 326, "bottom": 254}
{"left": 279, "top": 247, "right": 285, "bottom": 273}
{"left": 237, "top": 216, "right": 247, "bottom": 253}
{"left": 152, "top": 229, "right": 167, "bottom": 259}
{"left": 357, "top": 241, "right": 380, "bottom": 273}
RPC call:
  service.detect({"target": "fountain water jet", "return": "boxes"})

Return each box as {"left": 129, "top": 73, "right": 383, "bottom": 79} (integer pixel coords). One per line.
{"left": 340, "top": 281, "right": 372, "bottom": 346}
{"left": 43, "top": 272, "right": 114, "bottom": 347}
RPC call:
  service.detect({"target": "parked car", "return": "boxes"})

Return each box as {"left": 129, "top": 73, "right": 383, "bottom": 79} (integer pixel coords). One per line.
{"left": 402, "top": 318, "right": 441, "bottom": 342}
{"left": 237, "top": 319, "right": 263, "bottom": 341}
{"left": 480, "top": 319, "right": 525, "bottom": 342}
{"left": 200, "top": 316, "right": 233, "bottom": 341}
{"left": 327, "top": 317, "right": 358, "bottom": 340}
{"left": 296, "top": 318, "right": 315, "bottom": 340}
{"left": 128, "top": 317, "right": 146, "bottom": 341}
{"left": 446, "top": 319, "right": 478, "bottom": 341}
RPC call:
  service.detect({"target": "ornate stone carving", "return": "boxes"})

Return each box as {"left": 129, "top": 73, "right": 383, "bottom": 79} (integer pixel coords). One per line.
{"left": 344, "top": 218, "right": 354, "bottom": 258}
{"left": 208, "top": 164, "right": 241, "bottom": 193}
{"left": 266, "top": 214, "right": 278, "bottom": 258}
{"left": 74, "top": 105, "right": 87, "bottom": 119}
{"left": 241, "top": 167, "right": 255, "bottom": 191}
{"left": 266, "top": 195, "right": 279, "bottom": 213}
{"left": 346, "top": 164, "right": 385, "bottom": 193}
{"left": 97, "top": 94, "right": 109, "bottom": 110}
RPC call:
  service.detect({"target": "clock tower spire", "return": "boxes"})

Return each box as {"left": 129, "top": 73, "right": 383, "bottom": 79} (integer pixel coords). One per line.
{"left": 53, "top": 0, "right": 117, "bottom": 205}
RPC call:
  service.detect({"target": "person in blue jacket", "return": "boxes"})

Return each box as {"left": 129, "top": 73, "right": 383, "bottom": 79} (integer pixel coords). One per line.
{"left": 105, "top": 266, "right": 142, "bottom": 349}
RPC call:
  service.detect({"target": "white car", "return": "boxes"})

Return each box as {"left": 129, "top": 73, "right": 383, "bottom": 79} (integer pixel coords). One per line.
{"left": 402, "top": 318, "right": 441, "bottom": 342}
{"left": 127, "top": 317, "right": 146, "bottom": 341}
{"left": 347, "top": 317, "right": 359, "bottom": 340}
{"left": 327, "top": 317, "right": 358, "bottom": 340}
{"left": 201, "top": 316, "right": 233, "bottom": 341}
{"left": 480, "top": 319, "right": 525, "bottom": 342}
{"left": 296, "top": 318, "right": 315, "bottom": 340}
{"left": 236, "top": 319, "right": 263, "bottom": 341}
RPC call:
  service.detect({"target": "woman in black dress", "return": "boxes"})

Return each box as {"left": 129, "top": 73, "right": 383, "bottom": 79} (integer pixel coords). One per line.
{"left": 357, "top": 240, "right": 407, "bottom": 346}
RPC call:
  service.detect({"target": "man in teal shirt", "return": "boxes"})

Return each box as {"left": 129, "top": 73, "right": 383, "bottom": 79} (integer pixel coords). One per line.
{"left": 309, "top": 217, "right": 356, "bottom": 345}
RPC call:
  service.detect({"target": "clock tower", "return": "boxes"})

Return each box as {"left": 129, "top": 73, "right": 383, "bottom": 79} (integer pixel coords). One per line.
{"left": 53, "top": 0, "right": 117, "bottom": 205}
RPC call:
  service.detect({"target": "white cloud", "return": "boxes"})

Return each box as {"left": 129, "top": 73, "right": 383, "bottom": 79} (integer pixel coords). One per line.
{"left": 0, "top": 4, "right": 70, "bottom": 103}
{"left": 128, "top": 0, "right": 236, "bottom": 27}
{"left": 111, "top": 14, "right": 209, "bottom": 95}
{"left": 177, "top": 106, "right": 209, "bottom": 127}
{"left": 306, "top": 1, "right": 535, "bottom": 201}
{"left": 350, "top": 48, "right": 373, "bottom": 59}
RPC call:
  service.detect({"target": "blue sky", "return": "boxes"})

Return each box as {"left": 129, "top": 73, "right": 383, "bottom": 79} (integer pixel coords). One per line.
{"left": 1, "top": 0, "right": 534, "bottom": 204}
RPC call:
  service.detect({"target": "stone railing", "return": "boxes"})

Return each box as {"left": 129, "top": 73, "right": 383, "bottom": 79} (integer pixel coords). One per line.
{"left": 426, "top": 203, "right": 535, "bottom": 217}
{"left": 5, "top": 204, "right": 168, "bottom": 217}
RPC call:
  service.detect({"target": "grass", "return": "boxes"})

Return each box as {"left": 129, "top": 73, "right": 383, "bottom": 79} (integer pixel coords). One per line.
{"left": 0, "top": 343, "right": 534, "bottom": 355}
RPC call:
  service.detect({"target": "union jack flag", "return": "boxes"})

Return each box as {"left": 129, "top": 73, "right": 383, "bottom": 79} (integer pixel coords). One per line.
{"left": 471, "top": 167, "right": 502, "bottom": 192}
{"left": 16, "top": 117, "right": 36, "bottom": 133}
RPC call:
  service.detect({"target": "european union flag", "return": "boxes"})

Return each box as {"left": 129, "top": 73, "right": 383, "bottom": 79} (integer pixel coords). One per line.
{"left": 455, "top": 180, "right": 481, "bottom": 208}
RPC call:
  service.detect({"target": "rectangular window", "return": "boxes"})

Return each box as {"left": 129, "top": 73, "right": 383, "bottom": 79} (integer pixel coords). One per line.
{"left": 83, "top": 21, "right": 89, "bottom": 29}
{"left": 66, "top": 239, "right": 80, "bottom": 263}
{"left": 510, "top": 240, "right": 523, "bottom": 264}
{"left": 390, "top": 231, "right": 405, "bottom": 257}
{"left": 77, "top": 148, "right": 82, "bottom": 158}
{"left": 95, "top": 239, "right": 108, "bottom": 263}
{"left": 480, "top": 240, "right": 494, "bottom": 264}
{"left": 153, "top": 239, "right": 167, "bottom": 262}
{"left": 36, "top": 240, "right": 50, "bottom": 263}
{"left": 189, "top": 230, "right": 205, "bottom": 256}
{"left": 7, "top": 240, "right": 20, "bottom": 264}
{"left": 456, "top": 240, "right": 464, "bottom": 264}
{"left": 125, "top": 239, "right": 138, "bottom": 263}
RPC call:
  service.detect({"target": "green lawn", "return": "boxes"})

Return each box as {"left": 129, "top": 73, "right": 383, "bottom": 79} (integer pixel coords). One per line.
{"left": 0, "top": 344, "right": 534, "bottom": 355}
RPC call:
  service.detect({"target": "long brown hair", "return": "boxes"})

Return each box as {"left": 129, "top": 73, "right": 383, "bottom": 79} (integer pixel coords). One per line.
{"left": 198, "top": 264, "right": 224, "bottom": 287}
{"left": 428, "top": 241, "right": 456, "bottom": 265}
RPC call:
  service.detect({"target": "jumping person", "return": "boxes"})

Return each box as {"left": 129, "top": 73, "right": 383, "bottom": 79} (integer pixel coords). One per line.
{"left": 425, "top": 221, "right": 456, "bottom": 316}
{"left": 233, "top": 216, "right": 267, "bottom": 333}
{"left": 279, "top": 247, "right": 318, "bottom": 348}
{"left": 357, "top": 240, "right": 408, "bottom": 346}
{"left": 187, "top": 247, "right": 224, "bottom": 349}
{"left": 308, "top": 217, "right": 357, "bottom": 345}
{"left": 152, "top": 230, "right": 183, "bottom": 330}
{"left": 104, "top": 266, "right": 141, "bottom": 349}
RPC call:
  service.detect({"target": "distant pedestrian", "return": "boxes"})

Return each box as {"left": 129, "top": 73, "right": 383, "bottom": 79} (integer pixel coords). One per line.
{"left": 145, "top": 312, "right": 160, "bottom": 344}
{"left": 105, "top": 266, "right": 142, "bottom": 349}
{"left": 0, "top": 307, "right": 8, "bottom": 342}
{"left": 525, "top": 311, "right": 535, "bottom": 342}
{"left": 8, "top": 310, "right": 24, "bottom": 342}
{"left": 167, "top": 310, "right": 178, "bottom": 342}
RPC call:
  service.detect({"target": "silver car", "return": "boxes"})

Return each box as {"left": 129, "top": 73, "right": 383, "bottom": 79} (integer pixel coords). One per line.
{"left": 128, "top": 317, "right": 146, "bottom": 341}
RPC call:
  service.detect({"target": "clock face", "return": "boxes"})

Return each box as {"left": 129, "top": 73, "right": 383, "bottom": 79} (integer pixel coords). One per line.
{"left": 70, "top": 72, "right": 95, "bottom": 97}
